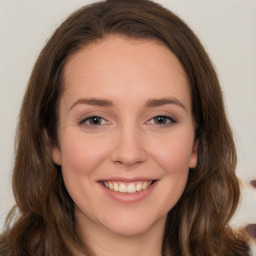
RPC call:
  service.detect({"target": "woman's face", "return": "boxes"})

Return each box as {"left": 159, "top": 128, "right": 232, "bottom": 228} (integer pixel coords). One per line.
{"left": 52, "top": 35, "right": 198, "bottom": 238}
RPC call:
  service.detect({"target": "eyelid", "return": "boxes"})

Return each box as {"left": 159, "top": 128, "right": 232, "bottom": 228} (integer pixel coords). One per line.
{"left": 146, "top": 115, "right": 177, "bottom": 126}
{"left": 79, "top": 115, "right": 110, "bottom": 126}
{"left": 77, "top": 112, "right": 177, "bottom": 128}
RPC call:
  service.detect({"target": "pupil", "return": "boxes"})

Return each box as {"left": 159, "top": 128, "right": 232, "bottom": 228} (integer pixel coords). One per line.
{"left": 91, "top": 117, "right": 101, "bottom": 125}
{"left": 155, "top": 116, "right": 166, "bottom": 124}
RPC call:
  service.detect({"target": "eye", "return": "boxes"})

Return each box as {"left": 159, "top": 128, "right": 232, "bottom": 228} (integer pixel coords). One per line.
{"left": 147, "top": 115, "right": 176, "bottom": 126}
{"left": 80, "top": 116, "right": 108, "bottom": 126}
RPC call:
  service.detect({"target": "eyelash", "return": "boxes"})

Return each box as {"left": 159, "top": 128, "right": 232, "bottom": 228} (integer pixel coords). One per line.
{"left": 146, "top": 115, "right": 176, "bottom": 126}
{"left": 79, "top": 116, "right": 108, "bottom": 126}
{"left": 79, "top": 115, "right": 176, "bottom": 128}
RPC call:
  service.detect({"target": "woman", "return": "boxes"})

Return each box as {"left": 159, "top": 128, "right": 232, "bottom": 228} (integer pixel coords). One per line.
{"left": 0, "top": 0, "right": 251, "bottom": 255}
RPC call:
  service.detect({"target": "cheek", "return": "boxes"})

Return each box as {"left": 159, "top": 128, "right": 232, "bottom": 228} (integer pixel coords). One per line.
{"left": 142, "top": 134, "right": 193, "bottom": 217}
{"left": 152, "top": 134, "right": 194, "bottom": 206}
{"left": 59, "top": 131, "right": 110, "bottom": 193}
{"left": 59, "top": 132, "right": 112, "bottom": 218}
{"left": 61, "top": 131, "right": 107, "bottom": 168}
{"left": 149, "top": 132, "right": 195, "bottom": 174}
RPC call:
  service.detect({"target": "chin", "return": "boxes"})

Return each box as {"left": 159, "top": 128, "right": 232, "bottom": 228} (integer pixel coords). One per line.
{"left": 99, "top": 211, "right": 166, "bottom": 237}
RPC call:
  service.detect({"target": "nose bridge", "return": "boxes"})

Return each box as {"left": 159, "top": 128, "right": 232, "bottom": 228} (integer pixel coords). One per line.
{"left": 110, "top": 120, "right": 147, "bottom": 165}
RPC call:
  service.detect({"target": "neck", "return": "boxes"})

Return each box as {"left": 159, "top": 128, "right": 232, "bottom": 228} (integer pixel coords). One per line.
{"left": 76, "top": 213, "right": 166, "bottom": 256}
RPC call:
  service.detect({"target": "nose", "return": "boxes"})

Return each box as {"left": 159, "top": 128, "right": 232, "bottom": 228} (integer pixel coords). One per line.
{"left": 110, "top": 126, "right": 147, "bottom": 166}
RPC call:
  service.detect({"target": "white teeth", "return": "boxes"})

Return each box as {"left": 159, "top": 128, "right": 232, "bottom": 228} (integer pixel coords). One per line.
{"left": 118, "top": 183, "right": 127, "bottom": 193}
{"left": 136, "top": 183, "right": 142, "bottom": 192}
{"left": 142, "top": 182, "right": 148, "bottom": 190}
{"left": 103, "top": 180, "right": 153, "bottom": 193}
{"left": 113, "top": 182, "right": 119, "bottom": 192}
{"left": 127, "top": 183, "right": 136, "bottom": 193}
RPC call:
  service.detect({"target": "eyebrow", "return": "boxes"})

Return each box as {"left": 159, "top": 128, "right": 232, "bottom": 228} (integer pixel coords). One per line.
{"left": 146, "top": 97, "right": 187, "bottom": 110}
{"left": 69, "top": 97, "right": 187, "bottom": 111}
{"left": 69, "top": 98, "right": 114, "bottom": 110}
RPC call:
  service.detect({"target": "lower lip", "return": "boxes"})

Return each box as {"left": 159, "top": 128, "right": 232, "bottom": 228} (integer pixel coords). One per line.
{"left": 99, "top": 181, "right": 158, "bottom": 204}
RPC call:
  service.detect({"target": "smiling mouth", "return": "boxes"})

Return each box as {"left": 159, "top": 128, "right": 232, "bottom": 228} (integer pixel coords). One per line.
{"left": 102, "top": 180, "right": 155, "bottom": 193}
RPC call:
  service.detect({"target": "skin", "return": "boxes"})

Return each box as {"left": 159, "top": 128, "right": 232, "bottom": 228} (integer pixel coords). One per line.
{"left": 52, "top": 35, "right": 198, "bottom": 256}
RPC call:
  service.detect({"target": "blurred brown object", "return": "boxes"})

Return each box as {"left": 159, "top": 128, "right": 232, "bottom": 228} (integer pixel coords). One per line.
{"left": 250, "top": 180, "right": 256, "bottom": 189}
{"left": 246, "top": 224, "right": 256, "bottom": 240}
{"left": 246, "top": 180, "right": 256, "bottom": 240}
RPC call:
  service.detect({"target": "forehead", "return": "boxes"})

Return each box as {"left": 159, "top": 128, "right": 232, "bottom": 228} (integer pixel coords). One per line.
{"left": 62, "top": 35, "right": 191, "bottom": 108}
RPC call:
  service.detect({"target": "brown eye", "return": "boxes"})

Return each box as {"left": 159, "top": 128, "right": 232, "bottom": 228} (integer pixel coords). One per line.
{"left": 147, "top": 115, "right": 176, "bottom": 126}
{"left": 154, "top": 116, "right": 168, "bottom": 125}
{"left": 88, "top": 116, "right": 102, "bottom": 125}
{"left": 82, "top": 116, "right": 107, "bottom": 126}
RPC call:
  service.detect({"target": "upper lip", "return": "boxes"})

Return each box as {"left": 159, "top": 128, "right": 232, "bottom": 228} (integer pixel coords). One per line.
{"left": 98, "top": 177, "right": 158, "bottom": 182}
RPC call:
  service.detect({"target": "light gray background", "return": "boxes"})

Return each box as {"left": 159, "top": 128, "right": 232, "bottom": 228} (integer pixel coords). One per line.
{"left": 1, "top": 0, "right": 255, "bottom": 235}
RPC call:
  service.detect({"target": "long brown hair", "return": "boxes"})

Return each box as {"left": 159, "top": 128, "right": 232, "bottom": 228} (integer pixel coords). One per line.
{"left": 0, "top": 0, "right": 250, "bottom": 255}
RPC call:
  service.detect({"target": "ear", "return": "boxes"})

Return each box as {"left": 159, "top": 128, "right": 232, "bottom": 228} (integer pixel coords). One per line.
{"left": 189, "top": 139, "right": 199, "bottom": 169}
{"left": 51, "top": 144, "right": 62, "bottom": 166}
